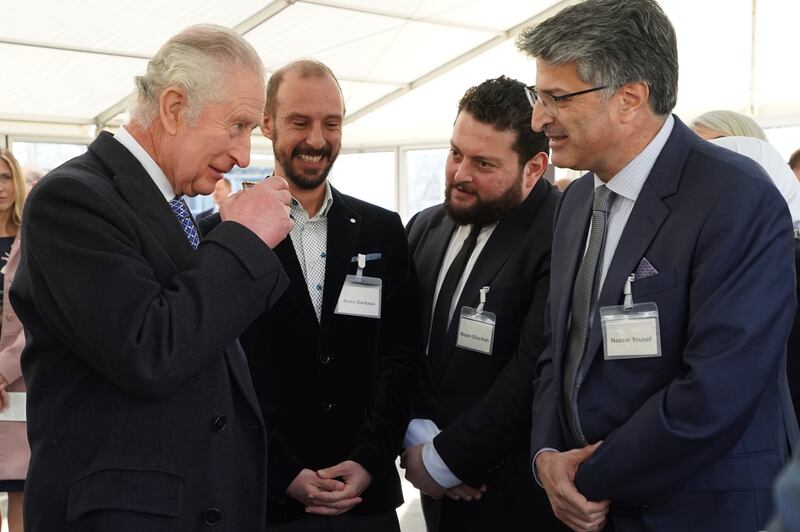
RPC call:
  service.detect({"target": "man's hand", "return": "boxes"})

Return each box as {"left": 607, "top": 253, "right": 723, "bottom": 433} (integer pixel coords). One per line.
{"left": 304, "top": 460, "right": 372, "bottom": 516}
{"left": 400, "top": 444, "right": 446, "bottom": 499}
{"left": 444, "top": 482, "right": 487, "bottom": 502}
{"left": 286, "top": 468, "right": 348, "bottom": 509}
{"left": 535, "top": 443, "right": 609, "bottom": 532}
{"left": 220, "top": 176, "right": 293, "bottom": 248}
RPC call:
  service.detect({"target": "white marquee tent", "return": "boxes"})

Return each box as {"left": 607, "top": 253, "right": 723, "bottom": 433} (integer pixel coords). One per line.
{"left": 2, "top": 0, "right": 799, "bottom": 215}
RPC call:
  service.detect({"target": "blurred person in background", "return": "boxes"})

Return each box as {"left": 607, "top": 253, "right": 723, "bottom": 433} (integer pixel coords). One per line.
{"left": 691, "top": 109, "right": 768, "bottom": 141}
{"left": 197, "top": 177, "right": 232, "bottom": 219}
{"left": 0, "top": 149, "right": 28, "bottom": 532}
{"left": 692, "top": 109, "right": 800, "bottom": 426}
{"left": 790, "top": 148, "right": 800, "bottom": 182}
{"left": 22, "top": 166, "right": 46, "bottom": 194}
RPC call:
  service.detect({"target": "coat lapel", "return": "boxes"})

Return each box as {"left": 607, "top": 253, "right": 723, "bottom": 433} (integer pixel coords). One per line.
{"left": 416, "top": 216, "right": 456, "bottom": 348}
{"left": 88, "top": 132, "right": 263, "bottom": 416}
{"left": 274, "top": 237, "right": 320, "bottom": 329}
{"left": 583, "top": 117, "right": 689, "bottom": 368}
{"left": 319, "top": 188, "right": 361, "bottom": 334}
{"left": 430, "top": 179, "right": 555, "bottom": 386}
{"left": 551, "top": 176, "right": 593, "bottom": 379}
{"left": 89, "top": 132, "right": 193, "bottom": 269}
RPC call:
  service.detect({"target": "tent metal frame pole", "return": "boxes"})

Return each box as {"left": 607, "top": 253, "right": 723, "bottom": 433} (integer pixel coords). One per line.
{"left": 344, "top": 0, "right": 580, "bottom": 125}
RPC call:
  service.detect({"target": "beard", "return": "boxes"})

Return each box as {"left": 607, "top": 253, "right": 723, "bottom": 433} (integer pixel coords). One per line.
{"left": 443, "top": 174, "right": 524, "bottom": 226}
{"left": 273, "top": 132, "right": 338, "bottom": 191}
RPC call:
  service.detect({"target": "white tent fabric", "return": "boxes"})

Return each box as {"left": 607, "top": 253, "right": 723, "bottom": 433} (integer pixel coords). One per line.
{"left": 0, "top": 0, "right": 798, "bottom": 149}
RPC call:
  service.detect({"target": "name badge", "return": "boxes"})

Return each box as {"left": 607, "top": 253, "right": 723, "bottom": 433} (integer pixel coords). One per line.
{"left": 600, "top": 302, "right": 661, "bottom": 359}
{"left": 335, "top": 253, "right": 382, "bottom": 319}
{"left": 455, "top": 287, "right": 495, "bottom": 355}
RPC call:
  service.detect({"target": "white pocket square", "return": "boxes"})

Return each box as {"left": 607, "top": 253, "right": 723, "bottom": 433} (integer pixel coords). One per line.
{"left": 634, "top": 257, "right": 659, "bottom": 280}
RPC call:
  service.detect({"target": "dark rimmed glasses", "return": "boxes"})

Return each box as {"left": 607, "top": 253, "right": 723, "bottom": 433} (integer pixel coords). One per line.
{"left": 524, "top": 85, "right": 607, "bottom": 117}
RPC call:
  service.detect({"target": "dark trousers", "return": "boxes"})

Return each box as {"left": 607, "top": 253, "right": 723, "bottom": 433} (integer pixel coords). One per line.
{"left": 266, "top": 510, "right": 400, "bottom": 532}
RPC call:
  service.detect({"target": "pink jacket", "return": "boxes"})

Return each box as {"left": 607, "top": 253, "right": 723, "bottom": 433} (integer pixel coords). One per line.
{"left": 0, "top": 238, "right": 30, "bottom": 481}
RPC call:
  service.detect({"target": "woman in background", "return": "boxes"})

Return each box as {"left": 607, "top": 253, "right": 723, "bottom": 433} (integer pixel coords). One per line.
{"left": 0, "top": 148, "right": 29, "bottom": 532}
{"left": 692, "top": 109, "right": 769, "bottom": 141}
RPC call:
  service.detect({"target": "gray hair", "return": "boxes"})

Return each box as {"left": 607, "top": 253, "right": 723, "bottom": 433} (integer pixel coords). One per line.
{"left": 132, "top": 24, "right": 265, "bottom": 127}
{"left": 516, "top": 0, "right": 678, "bottom": 116}
{"left": 692, "top": 110, "right": 767, "bottom": 141}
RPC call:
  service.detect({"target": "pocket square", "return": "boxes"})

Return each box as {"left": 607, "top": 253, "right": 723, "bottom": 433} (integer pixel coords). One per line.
{"left": 634, "top": 257, "right": 659, "bottom": 280}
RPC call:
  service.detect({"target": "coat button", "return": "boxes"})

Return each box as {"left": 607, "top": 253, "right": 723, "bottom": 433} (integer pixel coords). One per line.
{"left": 204, "top": 507, "right": 221, "bottom": 525}
{"left": 211, "top": 415, "right": 226, "bottom": 432}
{"left": 319, "top": 352, "right": 334, "bottom": 364}
{"left": 321, "top": 400, "right": 336, "bottom": 412}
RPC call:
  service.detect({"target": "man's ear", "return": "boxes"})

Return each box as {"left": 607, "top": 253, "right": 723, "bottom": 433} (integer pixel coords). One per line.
{"left": 523, "top": 151, "right": 549, "bottom": 188}
{"left": 159, "top": 87, "right": 187, "bottom": 136}
{"left": 617, "top": 81, "right": 650, "bottom": 123}
{"left": 261, "top": 111, "right": 275, "bottom": 140}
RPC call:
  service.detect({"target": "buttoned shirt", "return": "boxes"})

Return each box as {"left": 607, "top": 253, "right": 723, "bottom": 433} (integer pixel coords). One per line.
{"left": 289, "top": 182, "right": 334, "bottom": 322}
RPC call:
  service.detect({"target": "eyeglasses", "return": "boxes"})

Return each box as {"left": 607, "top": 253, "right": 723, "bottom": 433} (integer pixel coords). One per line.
{"left": 524, "top": 85, "right": 607, "bottom": 117}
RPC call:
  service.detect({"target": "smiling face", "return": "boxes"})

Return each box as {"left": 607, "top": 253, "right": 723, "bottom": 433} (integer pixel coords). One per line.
{"left": 263, "top": 70, "right": 344, "bottom": 191}
{"left": 530, "top": 60, "right": 619, "bottom": 178}
{"left": 444, "top": 110, "right": 532, "bottom": 225}
{"left": 165, "top": 66, "right": 266, "bottom": 197}
{"left": 0, "top": 159, "right": 16, "bottom": 215}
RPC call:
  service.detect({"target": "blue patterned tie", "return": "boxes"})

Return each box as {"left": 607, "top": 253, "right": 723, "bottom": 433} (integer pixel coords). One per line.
{"left": 168, "top": 197, "right": 200, "bottom": 250}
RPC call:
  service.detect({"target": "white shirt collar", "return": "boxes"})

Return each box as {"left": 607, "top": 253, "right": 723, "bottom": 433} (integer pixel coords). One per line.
{"left": 594, "top": 114, "right": 675, "bottom": 201}
{"left": 114, "top": 126, "right": 175, "bottom": 202}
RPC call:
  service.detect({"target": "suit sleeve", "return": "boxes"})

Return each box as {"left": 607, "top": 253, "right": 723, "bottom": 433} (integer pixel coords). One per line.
{"left": 431, "top": 247, "right": 550, "bottom": 485}
{"left": 575, "top": 179, "right": 797, "bottom": 503}
{"left": 16, "top": 175, "right": 288, "bottom": 397}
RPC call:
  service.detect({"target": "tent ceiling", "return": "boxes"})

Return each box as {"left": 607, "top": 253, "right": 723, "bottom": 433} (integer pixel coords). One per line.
{"left": 1, "top": 0, "right": 798, "bottom": 149}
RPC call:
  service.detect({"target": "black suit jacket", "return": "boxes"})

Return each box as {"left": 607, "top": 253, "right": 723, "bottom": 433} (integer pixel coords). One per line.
{"left": 10, "top": 132, "right": 288, "bottom": 532}
{"left": 239, "top": 188, "right": 418, "bottom": 523}
{"left": 406, "top": 178, "right": 565, "bottom": 531}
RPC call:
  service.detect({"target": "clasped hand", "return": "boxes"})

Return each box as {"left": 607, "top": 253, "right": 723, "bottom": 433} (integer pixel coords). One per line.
{"left": 535, "top": 442, "right": 609, "bottom": 532}
{"left": 286, "top": 460, "right": 372, "bottom": 516}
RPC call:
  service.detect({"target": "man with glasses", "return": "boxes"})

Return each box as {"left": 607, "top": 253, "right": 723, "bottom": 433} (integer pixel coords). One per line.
{"left": 520, "top": 1, "right": 798, "bottom": 531}
{"left": 400, "top": 76, "right": 565, "bottom": 532}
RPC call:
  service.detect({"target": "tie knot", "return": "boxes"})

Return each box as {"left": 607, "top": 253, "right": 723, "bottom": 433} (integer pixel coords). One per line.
{"left": 593, "top": 185, "right": 615, "bottom": 214}
{"left": 169, "top": 197, "right": 190, "bottom": 218}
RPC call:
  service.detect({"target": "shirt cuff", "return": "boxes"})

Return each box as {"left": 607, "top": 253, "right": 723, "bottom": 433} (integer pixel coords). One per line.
{"left": 422, "top": 441, "right": 462, "bottom": 489}
{"left": 532, "top": 448, "right": 560, "bottom": 487}
{"left": 404, "top": 418, "right": 441, "bottom": 448}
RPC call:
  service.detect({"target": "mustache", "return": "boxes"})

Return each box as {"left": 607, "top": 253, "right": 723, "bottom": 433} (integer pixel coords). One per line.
{"left": 293, "top": 145, "right": 331, "bottom": 158}
{"left": 447, "top": 182, "right": 477, "bottom": 195}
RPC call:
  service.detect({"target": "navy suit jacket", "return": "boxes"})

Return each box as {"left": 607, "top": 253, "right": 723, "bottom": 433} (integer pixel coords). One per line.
{"left": 532, "top": 117, "right": 799, "bottom": 531}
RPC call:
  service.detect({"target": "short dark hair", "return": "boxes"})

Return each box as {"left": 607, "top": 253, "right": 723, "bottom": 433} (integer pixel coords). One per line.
{"left": 790, "top": 148, "right": 800, "bottom": 171}
{"left": 517, "top": 0, "right": 678, "bottom": 116}
{"left": 266, "top": 59, "right": 344, "bottom": 117}
{"left": 456, "top": 76, "right": 549, "bottom": 167}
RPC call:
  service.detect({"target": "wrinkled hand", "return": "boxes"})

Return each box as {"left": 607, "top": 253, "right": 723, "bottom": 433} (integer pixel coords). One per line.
{"left": 445, "top": 482, "right": 487, "bottom": 502}
{"left": 535, "top": 443, "right": 609, "bottom": 532}
{"left": 0, "top": 374, "right": 8, "bottom": 412}
{"left": 220, "top": 176, "right": 293, "bottom": 248}
{"left": 400, "top": 444, "right": 446, "bottom": 499}
{"left": 303, "top": 460, "right": 372, "bottom": 515}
